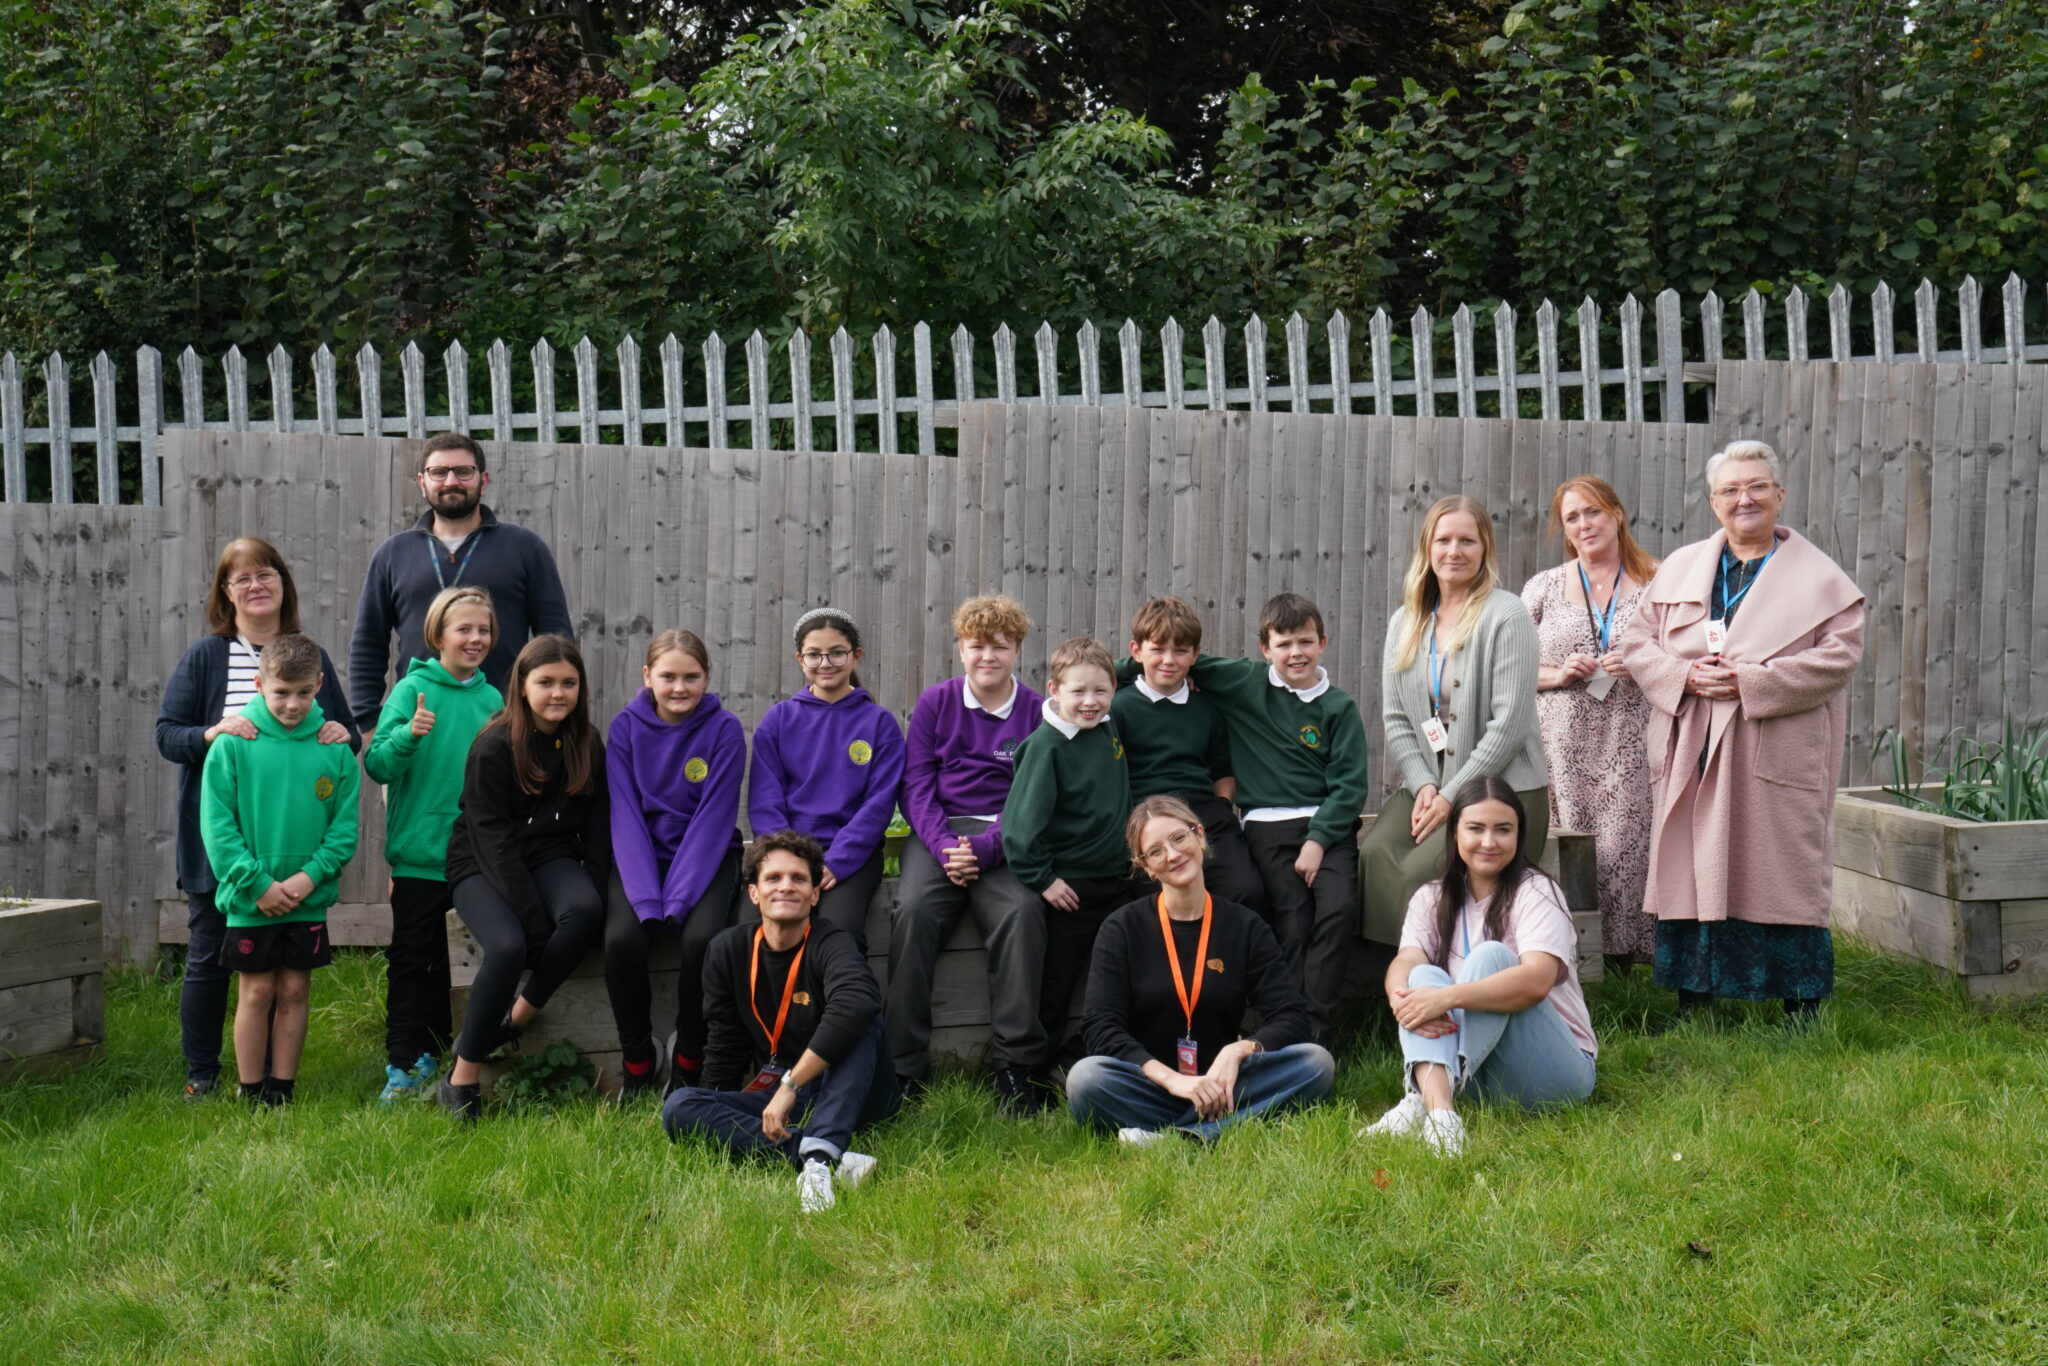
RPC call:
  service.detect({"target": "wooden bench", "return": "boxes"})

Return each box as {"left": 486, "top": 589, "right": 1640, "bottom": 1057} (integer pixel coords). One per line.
{"left": 443, "top": 826, "right": 1602, "bottom": 1091}
{"left": 1, "top": 899, "right": 106, "bottom": 1076}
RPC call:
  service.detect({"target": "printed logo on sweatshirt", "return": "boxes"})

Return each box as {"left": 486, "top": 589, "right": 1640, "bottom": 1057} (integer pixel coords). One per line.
{"left": 314, "top": 776, "right": 336, "bottom": 800}
{"left": 995, "top": 737, "right": 1023, "bottom": 762}
{"left": 1110, "top": 737, "right": 1125, "bottom": 760}
{"left": 685, "top": 757, "right": 709, "bottom": 783}
{"left": 791, "top": 991, "right": 813, "bottom": 1007}
{"left": 1207, "top": 958, "right": 1225, "bottom": 974}
{"left": 848, "top": 740, "right": 874, "bottom": 766}
{"left": 1297, "top": 724, "right": 1323, "bottom": 750}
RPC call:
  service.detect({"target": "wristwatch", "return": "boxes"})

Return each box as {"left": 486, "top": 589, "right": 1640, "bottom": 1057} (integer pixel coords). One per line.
{"left": 777, "top": 1072, "right": 801, "bottom": 1093}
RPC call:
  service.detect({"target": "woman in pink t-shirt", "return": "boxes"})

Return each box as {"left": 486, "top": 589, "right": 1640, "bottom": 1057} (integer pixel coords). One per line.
{"left": 1361, "top": 776, "right": 1597, "bottom": 1157}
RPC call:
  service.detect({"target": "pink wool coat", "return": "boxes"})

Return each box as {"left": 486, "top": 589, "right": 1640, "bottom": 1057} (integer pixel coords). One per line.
{"left": 1619, "top": 527, "right": 1865, "bottom": 926}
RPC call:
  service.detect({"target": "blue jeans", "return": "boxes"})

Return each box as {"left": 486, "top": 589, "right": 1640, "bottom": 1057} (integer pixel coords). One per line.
{"left": 179, "top": 889, "right": 232, "bottom": 1083}
{"left": 661, "top": 1018, "right": 901, "bottom": 1165}
{"left": 1065, "top": 1043, "right": 1336, "bottom": 1142}
{"left": 1397, "top": 941, "right": 1596, "bottom": 1107}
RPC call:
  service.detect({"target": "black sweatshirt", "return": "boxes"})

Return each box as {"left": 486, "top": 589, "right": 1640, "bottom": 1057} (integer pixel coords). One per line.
{"left": 700, "top": 920, "right": 880, "bottom": 1089}
{"left": 445, "top": 725, "right": 612, "bottom": 935}
{"left": 1082, "top": 895, "right": 1309, "bottom": 1073}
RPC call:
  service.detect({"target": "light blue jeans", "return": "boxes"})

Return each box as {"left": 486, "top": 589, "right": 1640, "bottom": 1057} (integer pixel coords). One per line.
{"left": 1066, "top": 1043, "right": 1337, "bottom": 1142}
{"left": 1398, "top": 941, "right": 1596, "bottom": 1107}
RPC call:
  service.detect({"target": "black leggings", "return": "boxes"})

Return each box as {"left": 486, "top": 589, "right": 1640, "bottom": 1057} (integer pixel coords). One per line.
{"left": 602, "top": 852, "right": 740, "bottom": 1063}
{"left": 451, "top": 860, "right": 604, "bottom": 1063}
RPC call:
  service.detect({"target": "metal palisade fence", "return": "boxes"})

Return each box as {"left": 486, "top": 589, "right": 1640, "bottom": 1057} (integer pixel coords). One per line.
{"left": 3, "top": 274, "right": 2046, "bottom": 506}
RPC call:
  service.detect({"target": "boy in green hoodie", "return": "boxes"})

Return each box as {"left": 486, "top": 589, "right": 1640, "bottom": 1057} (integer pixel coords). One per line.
{"left": 200, "top": 634, "right": 361, "bottom": 1106}
{"left": 363, "top": 586, "right": 504, "bottom": 1101}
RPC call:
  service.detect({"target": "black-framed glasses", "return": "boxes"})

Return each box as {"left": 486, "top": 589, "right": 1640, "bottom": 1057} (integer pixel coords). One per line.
{"left": 422, "top": 464, "right": 480, "bottom": 484}
{"left": 799, "top": 648, "right": 855, "bottom": 667}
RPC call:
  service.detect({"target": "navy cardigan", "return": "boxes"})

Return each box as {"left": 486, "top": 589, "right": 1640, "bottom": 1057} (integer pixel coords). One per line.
{"left": 154, "top": 633, "right": 360, "bottom": 895}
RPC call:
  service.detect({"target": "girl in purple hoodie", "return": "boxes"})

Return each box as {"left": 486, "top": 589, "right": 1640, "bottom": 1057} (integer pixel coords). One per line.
{"left": 747, "top": 608, "right": 907, "bottom": 954}
{"left": 605, "top": 630, "right": 747, "bottom": 1097}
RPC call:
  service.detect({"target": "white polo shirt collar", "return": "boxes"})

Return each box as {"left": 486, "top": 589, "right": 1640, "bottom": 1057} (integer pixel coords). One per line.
{"left": 1040, "top": 697, "right": 1081, "bottom": 739}
{"left": 1133, "top": 675, "right": 1190, "bottom": 704}
{"left": 962, "top": 677, "right": 1020, "bottom": 719}
{"left": 1268, "top": 664, "right": 1331, "bottom": 702}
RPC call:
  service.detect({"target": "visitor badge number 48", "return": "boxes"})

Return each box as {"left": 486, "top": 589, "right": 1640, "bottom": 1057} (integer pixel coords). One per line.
{"left": 1704, "top": 620, "right": 1728, "bottom": 654}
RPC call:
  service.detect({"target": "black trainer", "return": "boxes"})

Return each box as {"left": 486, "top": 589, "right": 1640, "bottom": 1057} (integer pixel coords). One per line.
{"left": 437, "top": 1075, "right": 483, "bottom": 1123}
{"left": 990, "top": 1067, "right": 1045, "bottom": 1118}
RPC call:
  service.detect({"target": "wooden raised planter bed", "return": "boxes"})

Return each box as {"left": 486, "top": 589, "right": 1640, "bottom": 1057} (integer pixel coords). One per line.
{"left": 1831, "top": 787, "right": 2048, "bottom": 1000}
{"left": 0, "top": 899, "right": 106, "bottom": 1075}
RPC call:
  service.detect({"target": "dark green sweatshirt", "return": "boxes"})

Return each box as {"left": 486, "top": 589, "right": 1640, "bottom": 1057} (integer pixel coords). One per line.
{"left": 364, "top": 657, "right": 504, "bottom": 880}
{"left": 1110, "top": 678, "right": 1232, "bottom": 801}
{"left": 199, "top": 695, "right": 361, "bottom": 928}
{"left": 1183, "top": 656, "right": 1369, "bottom": 849}
{"left": 1001, "top": 701, "right": 1133, "bottom": 891}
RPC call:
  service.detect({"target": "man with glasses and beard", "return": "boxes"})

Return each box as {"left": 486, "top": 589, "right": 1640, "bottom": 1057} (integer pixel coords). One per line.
{"left": 347, "top": 433, "right": 574, "bottom": 733}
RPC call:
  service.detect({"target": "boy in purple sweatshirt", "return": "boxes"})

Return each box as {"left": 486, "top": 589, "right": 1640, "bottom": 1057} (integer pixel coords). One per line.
{"left": 747, "top": 608, "right": 907, "bottom": 955}
{"left": 884, "top": 596, "right": 1047, "bottom": 1113}
{"left": 605, "top": 631, "right": 748, "bottom": 1096}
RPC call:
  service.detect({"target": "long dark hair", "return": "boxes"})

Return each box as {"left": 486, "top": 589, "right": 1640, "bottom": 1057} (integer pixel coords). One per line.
{"left": 484, "top": 635, "right": 597, "bottom": 795}
{"left": 1430, "top": 776, "right": 1542, "bottom": 969}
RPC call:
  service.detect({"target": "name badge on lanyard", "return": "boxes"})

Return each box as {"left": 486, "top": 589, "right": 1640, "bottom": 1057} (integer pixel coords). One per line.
{"left": 743, "top": 924, "right": 810, "bottom": 1090}
{"left": 1424, "top": 615, "right": 1450, "bottom": 753}
{"left": 1579, "top": 562, "right": 1622, "bottom": 702}
{"left": 1703, "top": 619, "right": 1728, "bottom": 654}
{"left": 1158, "top": 894, "right": 1214, "bottom": 1076}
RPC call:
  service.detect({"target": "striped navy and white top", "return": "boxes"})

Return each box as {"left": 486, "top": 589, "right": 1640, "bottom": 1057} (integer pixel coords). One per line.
{"left": 221, "top": 636, "right": 263, "bottom": 720}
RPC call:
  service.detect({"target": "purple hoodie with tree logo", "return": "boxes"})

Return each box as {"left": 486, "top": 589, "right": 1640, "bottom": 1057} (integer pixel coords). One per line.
{"left": 747, "top": 686, "right": 906, "bottom": 876}
{"left": 607, "top": 689, "right": 746, "bottom": 924}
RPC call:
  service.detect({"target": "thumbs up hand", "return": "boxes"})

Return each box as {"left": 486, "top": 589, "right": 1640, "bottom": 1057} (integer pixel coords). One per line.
{"left": 409, "top": 692, "right": 437, "bottom": 737}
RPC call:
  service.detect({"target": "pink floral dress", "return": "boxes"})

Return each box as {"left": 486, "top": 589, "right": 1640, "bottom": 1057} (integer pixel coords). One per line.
{"left": 1521, "top": 563, "right": 1655, "bottom": 963}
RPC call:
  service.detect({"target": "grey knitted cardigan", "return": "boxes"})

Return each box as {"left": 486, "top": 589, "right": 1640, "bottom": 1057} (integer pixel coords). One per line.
{"left": 1380, "top": 586, "right": 1549, "bottom": 798}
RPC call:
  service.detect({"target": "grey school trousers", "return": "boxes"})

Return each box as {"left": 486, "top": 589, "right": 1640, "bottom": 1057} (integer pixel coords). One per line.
{"left": 886, "top": 816, "right": 1049, "bottom": 1079}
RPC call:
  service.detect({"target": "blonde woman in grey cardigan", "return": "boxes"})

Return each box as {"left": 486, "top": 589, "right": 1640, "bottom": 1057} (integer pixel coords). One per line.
{"left": 1359, "top": 496, "right": 1550, "bottom": 944}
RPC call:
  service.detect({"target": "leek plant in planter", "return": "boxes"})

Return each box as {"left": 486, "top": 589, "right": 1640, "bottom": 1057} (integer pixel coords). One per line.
{"left": 1829, "top": 715, "right": 2048, "bottom": 1001}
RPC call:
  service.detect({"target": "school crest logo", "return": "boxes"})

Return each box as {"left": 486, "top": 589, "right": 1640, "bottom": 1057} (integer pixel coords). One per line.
{"left": 685, "top": 757, "right": 709, "bottom": 783}
{"left": 995, "top": 737, "right": 1022, "bottom": 762}
{"left": 1111, "top": 737, "right": 1125, "bottom": 760}
{"left": 314, "top": 776, "right": 335, "bottom": 800}
{"left": 791, "top": 992, "right": 813, "bottom": 1007}
{"left": 1207, "top": 958, "right": 1225, "bottom": 973}
{"left": 848, "top": 740, "right": 873, "bottom": 766}
{"left": 1298, "top": 724, "right": 1323, "bottom": 749}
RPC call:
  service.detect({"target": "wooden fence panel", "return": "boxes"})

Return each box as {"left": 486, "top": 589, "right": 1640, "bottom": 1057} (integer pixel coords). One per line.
{"left": 2, "top": 363, "right": 2042, "bottom": 962}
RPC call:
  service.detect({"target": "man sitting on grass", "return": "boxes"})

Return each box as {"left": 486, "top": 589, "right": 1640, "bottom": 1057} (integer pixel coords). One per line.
{"left": 661, "top": 831, "right": 900, "bottom": 1213}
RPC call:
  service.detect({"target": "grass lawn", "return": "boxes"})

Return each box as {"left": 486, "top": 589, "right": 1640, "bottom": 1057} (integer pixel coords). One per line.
{"left": 2, "top": 945, "right": 2045, "bottom": 1365}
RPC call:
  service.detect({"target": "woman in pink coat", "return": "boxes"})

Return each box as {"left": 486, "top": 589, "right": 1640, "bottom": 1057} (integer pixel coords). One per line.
{"left": 1618, "top": 441, "right": 1864, "bottom": 1029}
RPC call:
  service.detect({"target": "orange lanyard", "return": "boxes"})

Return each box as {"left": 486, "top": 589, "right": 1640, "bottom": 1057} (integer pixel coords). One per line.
{"left": 748, "top": 923, "right": 810, "bottom": 1063}
{"left": 1156, "top": 893, "right": 1214, "bottom": 1034}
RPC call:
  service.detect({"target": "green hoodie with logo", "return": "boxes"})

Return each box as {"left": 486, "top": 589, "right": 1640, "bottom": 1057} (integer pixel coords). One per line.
{"left": 364, "top": 657, "right": 504, "bottom": 880}
{"left": 199, "top": 694, "right": 362, "bottom": 928}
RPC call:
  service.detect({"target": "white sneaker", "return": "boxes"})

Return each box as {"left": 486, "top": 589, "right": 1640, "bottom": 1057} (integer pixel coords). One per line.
{"left": 797, "top": 1156, "right": 836, "bottom": 1213}
{"left": 1422, "top": 1109, "right": 1466, "bottom": 1157}
{"left": 1116, "top": 1126, "right": 1169, "bottom": 1148}
{"left": 835, "top": 1151, "right": 878, "bottom": 1190}
{"left": 1359, "top": 1093, "right": 1427, "bottom": 1139}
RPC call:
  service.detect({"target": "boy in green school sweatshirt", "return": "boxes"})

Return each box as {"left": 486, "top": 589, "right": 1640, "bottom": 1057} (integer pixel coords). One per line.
{"left": 1002, "top": 636, "right": 1135, "bottom": 1111}
{"left": 1178, "top": 592, "right": 1369, "bottom": 1048}
{"left": 200, "top": 634, "right": 361, "bottom": 1106}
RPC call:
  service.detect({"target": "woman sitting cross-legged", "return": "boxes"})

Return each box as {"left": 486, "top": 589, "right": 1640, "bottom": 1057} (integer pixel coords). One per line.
{"left": 1067, "top": 796, "right": 1335, "bottom": 1146}
{"left": 1363, "top": 776, "right": 1597, "bottom": 1158}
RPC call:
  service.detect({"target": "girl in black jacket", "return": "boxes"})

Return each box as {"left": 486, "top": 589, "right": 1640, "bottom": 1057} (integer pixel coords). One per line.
{"left": 438, "top": 635, "right": 610, "bottom": 1119}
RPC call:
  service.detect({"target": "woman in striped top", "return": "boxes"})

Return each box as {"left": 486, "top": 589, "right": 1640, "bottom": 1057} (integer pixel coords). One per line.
{"left": 155, "top": 537, "right": 357, "bottom": 1099}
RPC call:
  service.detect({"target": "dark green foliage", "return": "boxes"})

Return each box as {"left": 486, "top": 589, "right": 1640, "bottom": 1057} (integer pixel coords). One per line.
{"left": 3, "top": 0, "right": 2044, "bottom": 362}
{"left": 492, "top": 1038, "right": 598, "bottom": 1110}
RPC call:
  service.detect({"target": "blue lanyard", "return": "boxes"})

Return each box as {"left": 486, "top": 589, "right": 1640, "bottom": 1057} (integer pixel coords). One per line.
{"left": 1716, "top": 543, "right": 1776, "bottom": 620}
{"left": 1461, "top": 901, "right": 1472, "bottom": 959}
{"left": 428, "top": 528, "right": 482, "bottom": 591}
{"left": 1578, "top": 562, "right": 1623, "bottom": 652}
{"left": 1427, "top": 614, "right": 1448, "bottom": 713}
